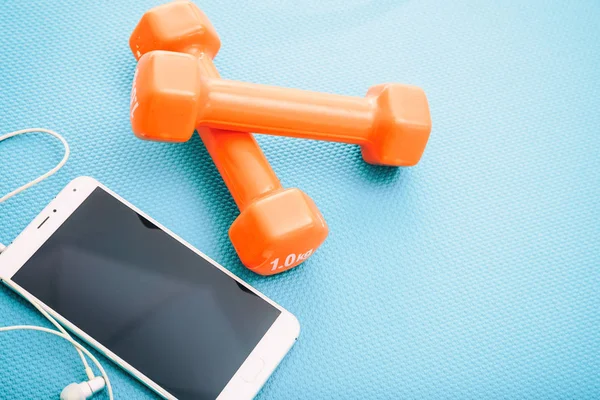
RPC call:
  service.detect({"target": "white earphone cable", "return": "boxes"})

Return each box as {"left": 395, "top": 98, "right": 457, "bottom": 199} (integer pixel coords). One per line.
{"left": 0, "top": 325, "right": 114, "bottom": 400}
{"left": 0, "top": 128, "right": 70, "bottom": 204}
{"left": 0, "top": 279, "right": 113, "bottom": 399}
{"left": 7, "top": 279, "right": 93, "bottom": 378}
{"left": 0, "top": 130, "right": 112, "bottom": 398}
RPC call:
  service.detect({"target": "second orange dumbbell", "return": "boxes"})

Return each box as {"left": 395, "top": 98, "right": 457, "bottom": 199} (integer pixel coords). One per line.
{"left": 133, "top": 51, "right": 431, "bottom": 167}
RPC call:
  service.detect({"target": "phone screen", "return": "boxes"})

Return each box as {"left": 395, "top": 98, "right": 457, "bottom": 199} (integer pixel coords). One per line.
{"left": 12, "top": 187, "right": 281, "bottom": 400}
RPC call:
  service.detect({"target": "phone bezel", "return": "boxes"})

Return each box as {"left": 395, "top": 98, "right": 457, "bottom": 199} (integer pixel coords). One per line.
{"left": 0, "top": 176, "right": 300, "bottom": 400}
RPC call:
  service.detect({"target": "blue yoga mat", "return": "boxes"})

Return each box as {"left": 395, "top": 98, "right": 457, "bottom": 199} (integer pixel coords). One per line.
{"left": 1, "top": 1, "right": 599, "bottom": 399}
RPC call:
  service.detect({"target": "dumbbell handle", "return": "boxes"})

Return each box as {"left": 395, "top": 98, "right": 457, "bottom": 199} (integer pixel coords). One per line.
{"left": 195, "top": 57, "right": 283, "bottom": 211}
{"left": 198, "top": 78, "right": 375, "bottom": 144}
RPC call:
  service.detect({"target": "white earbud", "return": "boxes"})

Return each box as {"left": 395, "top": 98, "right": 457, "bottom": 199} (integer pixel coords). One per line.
{"left": 60, "top": 377, "right": 106, "bottom": 400}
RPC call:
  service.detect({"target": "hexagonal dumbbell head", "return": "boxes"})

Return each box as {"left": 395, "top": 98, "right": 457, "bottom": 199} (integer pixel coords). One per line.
{"left": 130, "top": 51, "right": 201, "bottom": 142}
{"left": 130, "top": 1, "right": 221, "bottom": 61}
{"left": 229, "top": 188, "right": 328, "bottom": 275}
{"left": 364, "top": 84, "right": 431, "bottom": 167}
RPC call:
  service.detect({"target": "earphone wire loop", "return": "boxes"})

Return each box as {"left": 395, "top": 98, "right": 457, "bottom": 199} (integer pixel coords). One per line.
{"left": 0, "top": 128, "right": 70, "bottom": 204}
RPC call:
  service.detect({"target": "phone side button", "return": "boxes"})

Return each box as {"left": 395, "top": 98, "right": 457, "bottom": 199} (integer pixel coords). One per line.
{"left": 240, "top": 357, "right": 265, "bottom": 383}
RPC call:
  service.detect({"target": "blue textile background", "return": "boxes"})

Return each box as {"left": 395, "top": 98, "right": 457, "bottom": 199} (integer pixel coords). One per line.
{"left": 1, "top": 1, "right": 599, "bottom": 399}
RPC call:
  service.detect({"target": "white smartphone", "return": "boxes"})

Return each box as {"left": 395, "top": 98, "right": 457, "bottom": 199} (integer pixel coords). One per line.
{"left": 0, "top": 176, "right": 300, "bottom": 400}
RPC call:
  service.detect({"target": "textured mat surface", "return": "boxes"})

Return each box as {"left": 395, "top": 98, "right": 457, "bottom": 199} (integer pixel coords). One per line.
{"left": 1, "top": 0, "right": 600, "bottom": 399}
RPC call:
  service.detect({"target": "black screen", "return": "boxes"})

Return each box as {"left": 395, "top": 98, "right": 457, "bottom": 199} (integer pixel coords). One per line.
{"left": 13, "top": 188, "right": 281, "bottom": 399}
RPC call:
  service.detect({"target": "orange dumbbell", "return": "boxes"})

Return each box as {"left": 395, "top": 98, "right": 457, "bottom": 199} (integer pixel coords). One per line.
{"left": 134, "top": 51, "right": 430, "bottom": 166}
{"left": 130, "top": 1, "right": 328, "bottom": 275}
{"left": 130, "top": 2, "right": 431, "bottom": 167}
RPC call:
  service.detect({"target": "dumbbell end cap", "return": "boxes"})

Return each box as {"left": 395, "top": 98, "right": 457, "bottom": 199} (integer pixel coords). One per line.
{"left": 363, "top": 84, "right": 431, "bottom": 167}
{"left": 131, "top": 51, "right": 200, "bottom": 143}
{"left": 229, "top": 188, "right": 328, "bottom": 276}
{"left": 130, "top": 1, "right": 221, "bottom": 60}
